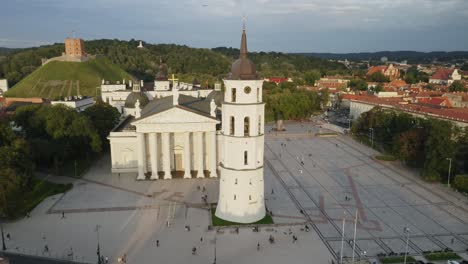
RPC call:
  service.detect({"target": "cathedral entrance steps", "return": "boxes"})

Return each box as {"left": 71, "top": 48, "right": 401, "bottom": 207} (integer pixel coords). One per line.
{"left": 147, "top": 170, "right": 214, "bottom": 180}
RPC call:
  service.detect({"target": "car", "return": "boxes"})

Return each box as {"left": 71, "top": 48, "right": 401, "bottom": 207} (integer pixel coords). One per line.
{"left": 447, "top": 261, "right": 460, "bottom": 264}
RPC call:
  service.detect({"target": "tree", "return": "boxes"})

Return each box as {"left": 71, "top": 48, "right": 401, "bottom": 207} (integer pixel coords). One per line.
{"left": 304, "top": 70, "right": 321, "bottom": 85}
{"left": 83, "top": 101, "right": 120, "bottom": 149}
{"left": 395, "top": 128, "right": 427, "bottom": 167}
{"left": 422, "top": 119, "right": 456, "bottom": 182}
{"left": 368, "top": 72, "right": 390, "bottom": 83}
{"left": 449, "top": 81, "right": 466, "bottom": 92}
{"left": 349, "top": 79, "right": 368, "bottom": 91}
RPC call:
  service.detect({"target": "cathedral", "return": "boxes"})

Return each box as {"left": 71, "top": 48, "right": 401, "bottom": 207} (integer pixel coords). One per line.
{"left": 108, "top": 24, "right": 266, "bottom": 223}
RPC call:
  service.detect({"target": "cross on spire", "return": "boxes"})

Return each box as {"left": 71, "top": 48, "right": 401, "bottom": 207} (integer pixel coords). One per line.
{"left": 169, "top": 74, "right": 179, "bottom": 85}
{"left": 242, "top": 16, "right": 246, "bottom": 30}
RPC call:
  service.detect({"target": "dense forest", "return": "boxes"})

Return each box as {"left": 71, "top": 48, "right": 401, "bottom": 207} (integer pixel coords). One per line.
{"left": 0, "top": 39, "right": 349, "bottom": 88}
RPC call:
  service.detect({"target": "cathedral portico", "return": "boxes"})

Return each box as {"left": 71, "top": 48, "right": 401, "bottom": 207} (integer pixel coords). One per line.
{"left": 108, "top": 94, "right": 221, "bottom": 180}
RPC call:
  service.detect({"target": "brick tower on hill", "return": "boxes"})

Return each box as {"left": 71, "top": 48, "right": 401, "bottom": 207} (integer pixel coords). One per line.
{"left": 65, "top": 38, "right": 86, "bottom": 57}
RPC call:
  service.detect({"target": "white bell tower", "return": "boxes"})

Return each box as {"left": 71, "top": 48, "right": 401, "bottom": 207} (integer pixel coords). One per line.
{"left": 215, "top": 21, "right": 266, "bottom": 223}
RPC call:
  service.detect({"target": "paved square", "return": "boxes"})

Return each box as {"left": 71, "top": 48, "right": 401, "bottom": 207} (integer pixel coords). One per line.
{"left": 3, "top": 121, "right": 468, "bottom": 263}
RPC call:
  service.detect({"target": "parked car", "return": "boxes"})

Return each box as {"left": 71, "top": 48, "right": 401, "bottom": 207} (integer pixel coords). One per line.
{"left": 447, "top": 260, "right": 460, "bottom": 264}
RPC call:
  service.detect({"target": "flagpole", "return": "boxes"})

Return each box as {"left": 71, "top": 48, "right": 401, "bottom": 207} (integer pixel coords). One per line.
{"left": 340, "top": 211, "right": 346, "bottom": 264}
{"left": 352, "top": 209, "right": 358, "bottom": 263}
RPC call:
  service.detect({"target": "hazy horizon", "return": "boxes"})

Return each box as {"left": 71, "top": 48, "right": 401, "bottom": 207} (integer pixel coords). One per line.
{"left": 2, "top": 0, "right": 468, "bottom": 53}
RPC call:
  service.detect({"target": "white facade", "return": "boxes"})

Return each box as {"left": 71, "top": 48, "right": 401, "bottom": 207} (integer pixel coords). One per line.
{"left": 109, "top": 107, "right": 220, "bottom": 179}
{"left": 215, "top": 79, "right": 266, "bottom": 223}
{"left": 0, "top": 79, "right": 8, "bottom": 94}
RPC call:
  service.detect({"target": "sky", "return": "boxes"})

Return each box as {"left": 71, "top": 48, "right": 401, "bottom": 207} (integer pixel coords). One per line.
{"left": 1, "top": 0, "right": 468, "bottom": 53}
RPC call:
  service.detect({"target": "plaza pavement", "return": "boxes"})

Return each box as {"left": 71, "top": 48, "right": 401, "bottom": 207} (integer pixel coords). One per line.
{"left": 2, "top": 121, "right": 467, "bottom": 264}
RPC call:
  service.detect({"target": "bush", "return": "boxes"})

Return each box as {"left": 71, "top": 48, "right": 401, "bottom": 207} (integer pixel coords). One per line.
{"left": 453, "top": 174, "right": 468, "bottom": 193}
{"left": 422, "top": 168, "right": 441, "bottom": 182}
{"left": 424, "top": 252, "right": 461, "bottom": 261}
{"left": 375, "top": 155, "right": 398, "bottom": 161}
{"left": 380, "top": 256, "right": 415, "bottom": 263}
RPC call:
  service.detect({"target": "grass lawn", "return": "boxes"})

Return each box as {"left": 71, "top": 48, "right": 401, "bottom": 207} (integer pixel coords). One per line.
{"left": 8, "top": 177, "right": 72, "bottom": 219}
{"left": 379, "top": 256, "right": 416, "bottom": 263}
{"left": 211, "top": 206, "right": 274, "bottom": 226}
{"left": 423, "top": 252, "right": 461, "bottom": 261}
{"left": 5, "top": 57, "right": 131, "bottom": 99}
{"left": 375, "top": 154, "right": 398, "bottom": 161}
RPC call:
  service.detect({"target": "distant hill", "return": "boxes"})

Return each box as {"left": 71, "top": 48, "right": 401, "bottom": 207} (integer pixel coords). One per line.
{"left": 5, "top": 57, "right": 131, "bottom": 99}
{"left": 0, "top": 47, "right": 19, "bottom": 54}
{"left": 294, "top": 51, "right": 468, "bottom": 64}
{"left": 0, "top": 39, "right": 348, "bottom": 88}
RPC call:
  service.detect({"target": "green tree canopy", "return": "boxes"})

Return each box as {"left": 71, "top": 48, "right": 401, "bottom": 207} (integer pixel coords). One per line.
{"left": 368, "top": 72, "right": 390, "bottom": 83}
{"left": 449, "top": 80, "right": 466, "bottom": 92}
{"left": 349, "top": 79, "right": 368, "bottom": 91}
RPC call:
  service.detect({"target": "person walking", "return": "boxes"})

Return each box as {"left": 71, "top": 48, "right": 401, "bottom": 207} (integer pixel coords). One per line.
{"left": 257, "top": 242, "right": 260, "bottom": 251}
{"left": 61, "top": 211, "right": 65, "bottom": 219}
{"left": 156, "top": 240, "right": 159, "bottom": 247}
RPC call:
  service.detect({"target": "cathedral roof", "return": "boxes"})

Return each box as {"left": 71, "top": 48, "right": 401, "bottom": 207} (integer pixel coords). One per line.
{"left": 139, "top": 93, "right": 222, "bottom": 120}
{"left": 124, "top": 91, "right": 150, "bottom": 108}
{"left": 228, "top": 26, "right": 258, "bottom": 80}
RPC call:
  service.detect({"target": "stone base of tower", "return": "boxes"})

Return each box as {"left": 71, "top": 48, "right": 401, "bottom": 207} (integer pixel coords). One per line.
{"left": 215, "top": 166, "right": 266, "bottom": 224}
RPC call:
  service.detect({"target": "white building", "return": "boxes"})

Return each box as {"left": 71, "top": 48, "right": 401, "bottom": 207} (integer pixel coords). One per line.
{"left": 0, "top": 79, "right": 8, "bottom": 94}
{"left": 429, "top": 68, "right": 462, "bottom": 85}
{"left": 51, "top": 95, "right": 94, "bottom": 112}
{"left": 100, "top": 65, "right": 215, "bottom": 115}
{"left": 107, "top": 25, "right": 266, "bottom": 223}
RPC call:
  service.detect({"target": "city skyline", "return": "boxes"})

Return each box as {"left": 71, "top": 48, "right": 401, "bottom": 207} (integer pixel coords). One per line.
{"left": 1, "top": 0, "right": 468, "bottom": 52}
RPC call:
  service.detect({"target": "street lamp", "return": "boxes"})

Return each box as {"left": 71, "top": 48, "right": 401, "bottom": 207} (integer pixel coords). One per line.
{"left": 446, "top": 158, "right": 452, "bottom": 188}
{"left": 213, "top": 233, "right": 217, "bottom": 264}
{"left": 1, "top": 217, "right": 6, "bottom": 250}
{"left": 403, "top": 227, "right": 410, "bottom": 264}
{"left": 368, "top": 128, "right": 374, "bottom": 147}
{"left": 95, "top": 225, "right": 102, "bottom": 264}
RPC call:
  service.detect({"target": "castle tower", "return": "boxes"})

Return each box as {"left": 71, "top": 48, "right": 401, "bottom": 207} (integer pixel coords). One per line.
{"left": 215, "top": 22, "right": 266, "bottom": 223}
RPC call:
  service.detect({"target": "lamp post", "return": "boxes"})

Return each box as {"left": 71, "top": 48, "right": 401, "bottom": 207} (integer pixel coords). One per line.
{"left": 1, "top": 217, "right": 6, "bottom": 251}
{"left": 446, "top": 158, "right": 452, "bottom": 188}
{"left": 368, "top": 128, "right": 374, "bottom": 147}
{"left": 95, "top": 225, "right": 102, "bottom": 264}
{"left": 403, "top": 227, "right": 410, "bottom": 264}
{"left": 213, "top": 233, "right": 217, "bottom": 264}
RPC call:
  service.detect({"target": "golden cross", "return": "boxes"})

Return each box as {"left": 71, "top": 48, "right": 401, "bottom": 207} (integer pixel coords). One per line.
{"left": 169, "top": 74, "right": 178, "bottom": 84}
{"left": 242, "top": 16, "right": 246, "bottom": 30}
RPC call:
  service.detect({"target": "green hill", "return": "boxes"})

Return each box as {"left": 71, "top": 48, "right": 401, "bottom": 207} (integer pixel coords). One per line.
{"left": 5, "top": 57, "right": 132, "bottom": 99}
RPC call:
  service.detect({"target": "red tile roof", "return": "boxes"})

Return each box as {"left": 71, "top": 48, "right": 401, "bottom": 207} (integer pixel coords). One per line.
{"left": 267, "top": 77, "right": 289, "bottom": 84}
{"left": 349, "top": 95, "right": 468, "bottom": 123}
{"left": 431, "top": 68, "right": 454, "bottom": 80}
{"left": 367, "top": 66, "right": 387, "bottom": 76}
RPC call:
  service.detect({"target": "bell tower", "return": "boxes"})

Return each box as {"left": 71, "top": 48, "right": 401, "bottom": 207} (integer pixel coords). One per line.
{"left": 215, "top": 21, "right": 266, "bottom": 223}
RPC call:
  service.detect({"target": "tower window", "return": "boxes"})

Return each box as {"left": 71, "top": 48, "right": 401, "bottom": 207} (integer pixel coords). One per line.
{"left": 232, "top": 88, "right": 236, "bottom": 103}
{"left": 249, "top": 195, "right": 252, "bottom": 200}
{"left": 258, "top": 115, "right": 262, "bottom": 135}
{"left": 249, "top": 179, "right": 252, "bottom": 185}
{"left": 257, "top": 88, "right": 260, "bottom": 102}
{"left": 234, "top": 195, "right": 236, "bottom": 200}
{"left": 244, "top": 117, "right": 250, "bottom": 136}
{"left": 230, "top": 116, "right": 235, "bottom": 135}
{"left": 244, "top": 151, "right": 248, "bottom": 165}
{"left": 235, "top": 178, "right": 238, "bottom": 185}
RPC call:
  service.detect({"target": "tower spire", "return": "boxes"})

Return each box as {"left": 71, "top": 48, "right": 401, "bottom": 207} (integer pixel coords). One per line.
{"left": 240, "top": 16, "right": 248, "bottom": 59}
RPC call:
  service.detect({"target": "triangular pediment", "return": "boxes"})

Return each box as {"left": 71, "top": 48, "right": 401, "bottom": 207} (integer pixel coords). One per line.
{"left": 132, "top": 107, "right": 219, "bottom": 125}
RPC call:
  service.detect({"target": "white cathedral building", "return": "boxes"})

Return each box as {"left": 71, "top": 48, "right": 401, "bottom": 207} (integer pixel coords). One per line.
{"left": 108, "top": 25, "right": 266, "bottom": 223}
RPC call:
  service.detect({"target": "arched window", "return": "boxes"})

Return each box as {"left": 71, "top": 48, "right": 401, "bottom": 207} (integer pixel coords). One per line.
{"left": 244, "top": 151, "right": 248, "bottom": 165}
{"left": 235, "top": 178, "right": 238, "bottom": 185}
{"left": 230, "top": 116, "right": 235, "bottom": 135}
{"left": 258, "top": 115, "right": 262, "bottom": 135}
{"left": 249, "top": 195, "right": 252, "bottom": 200}
{"left": 244, "top": 117, "right": 250, "bottom": 136}
{"left": 257, "top": 87, "right": 260, "bottom": 102}
{"left": 232, "top": 88, "right": 236, "bottom": 103}
{"left": 234, "top": 195, "right": 236, "bottom": 200}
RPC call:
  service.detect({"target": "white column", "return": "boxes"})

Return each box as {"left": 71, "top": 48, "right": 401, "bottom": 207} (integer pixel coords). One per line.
{"left": 162, "top": 132, "right": 171, "bottom": 179}
{"left": 196, "top": 131, "right": 204, "bottom": 178}
{"left": 137, "top": 133, "right": 146, "bottom": 180}
{"left": 209, "top": 131, "right": 217, "bottom": 177}
{"left": 184, "top": 132, "right": 191, "bottom": 179}
{"left": 149, "top": 132, "right": 158, "bottom": 180}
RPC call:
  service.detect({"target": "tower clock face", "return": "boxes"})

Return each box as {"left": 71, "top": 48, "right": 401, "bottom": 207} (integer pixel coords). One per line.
{"left": 244, "top": 86, "right": 251, "bottom": 94}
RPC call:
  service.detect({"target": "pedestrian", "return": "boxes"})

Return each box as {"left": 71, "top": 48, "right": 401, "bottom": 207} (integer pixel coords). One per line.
{"left": 61, "top": 211, "right": 65, "bottom": 219}
{"left": 197, "top": 185, "right": 200, "bottom": 191}
{"left": 26, "top": 212, "right": 31, "bottom": 218}
{"left": 105, "top": 256, "right": 109, "bottom": 263}
{"left": 192, "top": 247, "right": 197, "bottom": 255}
{"left": 257, "top": 242, "right": 260, "bottom": 251}
{"left": 271, "top": 189, "right": 274, "bottom": 195}
{"left": 202, "top": 186, "right": 206, "bottom": 192}
{"left": 200, "top": 237, "right": 203, "bottom": 242}
{"left": 122, "top": 253, "right": 127, "bottom": 263}
{"left": 6, "top": 233, "right": 10, "bottom": 240}
{"left": 44, "top": 244, "right": 49, "bottom": 254}
{"left": 156, "top": 240, "right": 159, "bottom": 247}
